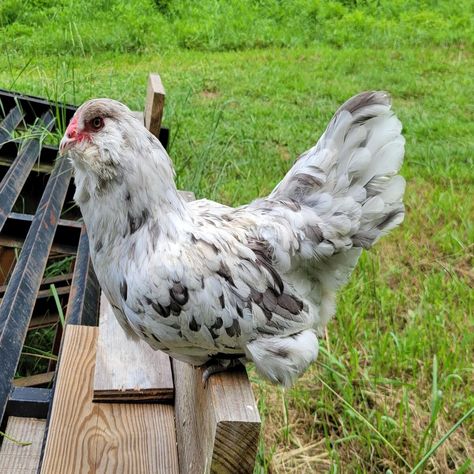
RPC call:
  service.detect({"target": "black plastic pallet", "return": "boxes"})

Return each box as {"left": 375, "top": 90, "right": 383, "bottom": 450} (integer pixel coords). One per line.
{"left": 0, "top": 89, "right": 101, "bottom": 436}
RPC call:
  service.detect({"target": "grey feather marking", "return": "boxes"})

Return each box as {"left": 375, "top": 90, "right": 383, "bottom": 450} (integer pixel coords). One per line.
{"left": 305, "top": 224, "right": 323, "bottom": 242}
{"left": 376, "top": 208, "right": 404, "bottom": 230}
{"left": 191, "top": 234, "right": 220, "bottom": 254}
{"left": 250, "top": 286, "right": 304, "bottom": 326}
{"left": 225, "top": 319, "right": 241, "bottom": 337}
{"left": 120, "top": 279, "right": 127, "bottom": 301}
{"left": 170, "top": 301, "right": 181, "bottom": 316}
{"left": 212, "top": 317, "right": 223, "bottom": 330}
{"left": 95, "top": 240, "right": 103, "bottom": 253}
{"left": 216, "top": 262, "right": 235, "bottom": 286}
{"left": 277, "top": 293, "right": 304, "bottom": 314}
{"left": 261, "top": 289, "right": 277, "bottom": 312}
{"left": 128, "top": 208, "right": 150, "bottom": 234}
{"left": 145, "top": 297, "right": 171, "bottom": 318}
{"left": 189, "top": 316, "right": 200, "bottom": 332}
{"left": 266, "top": 346, "right": 289, "bottom": 359}
{"left": 248, "top": 240, "right": 284, "bottom": 294}
{"left": 250, "top": 288, "right": 263, "bottom": 304}
{"left": 295, "top": 173, "right": 324, "bottom": 190}
{"left": 336, "top": 91, "right": 390, "bottom": 115}
{"left": 170, "top": 283, "right": 189, "bottom": 306}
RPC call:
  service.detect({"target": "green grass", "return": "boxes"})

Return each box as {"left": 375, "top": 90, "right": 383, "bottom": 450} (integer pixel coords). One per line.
{"left": 1, "top": 1, "right": 473, "bottom": 472}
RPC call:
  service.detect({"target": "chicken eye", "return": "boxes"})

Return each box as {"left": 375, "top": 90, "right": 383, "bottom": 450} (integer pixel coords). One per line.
{"left": 91, "top": 117, "right": 104, "bottom": 130}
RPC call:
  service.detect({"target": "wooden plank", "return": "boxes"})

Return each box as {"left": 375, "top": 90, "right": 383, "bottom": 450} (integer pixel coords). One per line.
{"left": 28, "top": 314, "right": 58, "bottom": 330}
{"left": 173, "top": 360, "right": 260, "bottom": 474}
{"left": 93, "top": 294, "right": 174, "bottom": 402}
{"left": 144, "top": 73, "right": 165, "bottom": 138}
{"left": 0, "top": 286, "right": 69, "bottom": 304}
{"left": 41, "top": 325, "right": 179, "bottom": 474}
{"left": 13, "top": 371, "right": 54, "bottom": 388}
{"left": 0, "top": 235, "right": 77, "bottom": 255}
{"left": 0, "top": 416, "right": 46, "bottom": 474}
{"left": 0, "top": 246, "right": 15, "bottom": 285}
{"left": 8, "top": 212, "right": 82, "bottom": 229}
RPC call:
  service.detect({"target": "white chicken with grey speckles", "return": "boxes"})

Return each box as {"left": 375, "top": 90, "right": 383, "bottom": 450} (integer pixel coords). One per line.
{"left": 60, "top": 91, "right": 405, "bottom": 387}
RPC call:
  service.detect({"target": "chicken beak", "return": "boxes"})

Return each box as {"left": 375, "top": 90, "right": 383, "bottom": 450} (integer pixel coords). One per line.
{"left": 59, "top": 136, "right": 75, "bottom": 156}
{"left": 60, "top": 115, "right": 79, "bottom": 157}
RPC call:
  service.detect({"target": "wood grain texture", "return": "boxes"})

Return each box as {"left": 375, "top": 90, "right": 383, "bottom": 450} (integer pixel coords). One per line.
{"left": 13, "top": 371, "right": 54, "bottom": 388}
{"left": 144, "top": 73, "right": 165, "bottom": 138}
{"left": 0, "top": 247, "right": 15, "bottom": 286}
{"left": 0, "top": 416, "right": 46, "bottom": 473}
{"left": 173, "top": 360, "right": 261, "bottom": 474}
{"left": 41, "top": 325, "right": 179, "bottom": 474}
{"left": 93, "top": 294, "right": 174, "bottom": 402}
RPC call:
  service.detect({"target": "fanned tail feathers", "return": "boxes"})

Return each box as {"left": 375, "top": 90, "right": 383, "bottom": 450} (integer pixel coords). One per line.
{"left": 271, "top": 91, "right": 406, "bottom": 250}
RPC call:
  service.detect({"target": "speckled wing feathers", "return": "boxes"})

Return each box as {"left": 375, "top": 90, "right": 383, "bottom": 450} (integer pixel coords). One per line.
{"left": 117, "top": 218, "right": 312, "bottom": 367}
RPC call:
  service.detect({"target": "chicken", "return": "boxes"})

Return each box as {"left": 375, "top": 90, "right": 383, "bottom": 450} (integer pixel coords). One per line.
{"left": 59, "top": 91, "right": 405, "bottom": 387}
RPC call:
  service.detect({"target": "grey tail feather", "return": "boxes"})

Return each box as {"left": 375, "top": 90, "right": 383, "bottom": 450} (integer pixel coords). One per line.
{"left": 271, "top": 90, "right": 406, "bottom": 250}
{"left": 335, "top": 90, "right": 391, "bottom": 115}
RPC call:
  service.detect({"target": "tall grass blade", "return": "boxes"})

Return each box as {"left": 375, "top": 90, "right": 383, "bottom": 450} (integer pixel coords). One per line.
{"left": 50, "top": 284, "right": 65, "bottom": 327}
{"left": 410, "top": 406, "right": 474, "bottom": 473}
{"left": 316, "top": 375, "right": 412, "bottom": 470}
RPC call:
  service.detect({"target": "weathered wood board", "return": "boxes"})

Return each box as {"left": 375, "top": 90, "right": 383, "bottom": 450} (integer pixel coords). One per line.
{"left": 41, "top": 325, "right": 179, "bottom": 474}
{"left": 13, "top": 371, "right": 54, "bottom": 388}
{"left": 173, "top": 360, "right": 261, "bottom": 474}
{"left": 144, "top": 73, "right": 165, "bottom": 138}
{"left": 0, "top": 416, "right": 46, "bottom": 474}
{"left": 93, "top": 294, "right": 174, "bottom": 402}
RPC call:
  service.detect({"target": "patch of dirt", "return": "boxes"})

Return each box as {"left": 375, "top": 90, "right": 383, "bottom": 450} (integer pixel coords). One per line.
{"left": 200, "top": 89, "right": 220, "bottom": 100}
{"left": 277, "top": 144, "right": 292, "bottom": 161}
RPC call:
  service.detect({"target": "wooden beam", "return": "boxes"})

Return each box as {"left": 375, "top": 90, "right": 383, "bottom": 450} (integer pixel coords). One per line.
{"left": 13, "top": 371, "right": 54, "bottom": 388}
{"left": 41, "top": 325, "right": 179, "bottom": 474}
{"left": 39, "top": 272, "right": 74, "bottom": 287}
{"left": 173, "top": 360, "right": 261, "bottom": 474}
{"left": 144, "top": 73, "right": 165, "bottom": 138}
{"left": 0, "top": 416, "right": 46, "bottom": 474}
{"left": 0, "top": 236, "right": 77, "bottom": 256}
{"left": 28, "top": 314, "right": 58, "bottom": 330}
{"left": 93, "top": 294, "right": 174, "bottom": 402}
{"left": 0, "top": 247, "right": 15, "bottom": 286}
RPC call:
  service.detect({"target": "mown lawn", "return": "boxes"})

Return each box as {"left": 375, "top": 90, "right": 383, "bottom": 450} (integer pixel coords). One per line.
{"left": 1, "top": 1, "right": 473, "bottom": 472}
